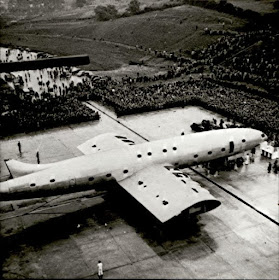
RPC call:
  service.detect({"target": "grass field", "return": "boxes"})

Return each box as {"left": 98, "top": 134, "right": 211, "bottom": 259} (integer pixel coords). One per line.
{"left": 0, "top": 4, "right": 246, "bottom": 73}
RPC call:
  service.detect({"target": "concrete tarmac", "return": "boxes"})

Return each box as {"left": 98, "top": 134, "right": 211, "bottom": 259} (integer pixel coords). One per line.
{"left": 0, "top": 103, "right": 278, "bottom": 279}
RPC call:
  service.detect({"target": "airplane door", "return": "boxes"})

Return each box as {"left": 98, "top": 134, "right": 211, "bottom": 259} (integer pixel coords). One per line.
{"left": 229, "top": 141, "right": 234, "bottom": 153}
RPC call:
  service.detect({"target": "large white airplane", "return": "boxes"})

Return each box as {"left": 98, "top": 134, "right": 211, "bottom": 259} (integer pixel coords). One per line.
{"left": 0, "top": 128, "right": 267, "bottom": 223}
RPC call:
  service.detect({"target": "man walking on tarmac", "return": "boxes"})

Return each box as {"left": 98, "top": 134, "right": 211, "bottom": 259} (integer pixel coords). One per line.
{"left": 97, "top": 260, "right": 103, "bottom": 279}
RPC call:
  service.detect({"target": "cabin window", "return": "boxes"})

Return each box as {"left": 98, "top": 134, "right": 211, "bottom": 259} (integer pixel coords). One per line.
{"left": 181, "top": 132, "right": 185, "bottom": 136}
{"left": 163, "top": 149, "right": 167, "bottom": 153}
{"left": 156, "top": 195, "right": 159, "bottom": 198}
{"left": 221, "top": 148, "right": 226, "bottom": 152}
{"left": 162, "top": 200, "right": 169, "bottom": 205}
{"left": 30, "top": 183, "right": 36, "bottom": 187}
{"left": 143, "top": 185, "right": 147, "bottom": 188}
{"left": 194, "top": 154, "right": 198, "bottom": 158}
{"left": 192, "top": 188, "right": 198, "bottom": 193}
{"left": 123, "top": 170, "right": 128, "bottom": 174}
{"left": 138, "top": 181, "right": 143, "bottom": 185}
{"left": 208, "top": 151, "right": 212, "bottom": 155}
{"left": 261, "top": 133, "right": 265, "bottom": 138}
{"left": 92, "top": 145, "right": 96, "bottom": 148}
{"left": 50, "top": 178, "right": 55, "bottom": 183}
{"left": 173, "top": 147, "right": 177, "bottom": 151}
{"left": 174, "top": 162, "right": 179, "bottom": 166}
{"left": 242, "top": 139, "right": 246, "bottom": 143}
{"left": 106, "top": 173, "right": 111, "bottom": 178}
{"left": 88, "top": 177, "right": 94, "bottom": 181}
{"left": 229, "top": 141, "right": 234, "bottom": 153}
{"left": 181, "top": 180, "right": 186, "bottom": 184}
{"left": 137, "top": 154, "right": 142, "bottom": 158}
{"left": 147, "top": 152, "right": 152, "bottom": 156}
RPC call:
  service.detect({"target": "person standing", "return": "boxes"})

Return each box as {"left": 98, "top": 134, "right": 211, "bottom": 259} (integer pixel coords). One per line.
{"left": 97, "top": 260, "right": 103, "bottom": 279}
{"left": 36, "top": 151, "right": 40, "bottom": 164}
{"left": 273, "top": 159, "right": 278, "bottom": 174}
{"left": 267, "top": 162, "right": 272, "bottom": 173}
{"left": 245, "top": 154, "right": 250, "bottom": 165}
{"left": 17, "top": 141, "right": 22, "bottom": 156}
{"left": 251, "top": 147, "right": 256, "bottom": 163}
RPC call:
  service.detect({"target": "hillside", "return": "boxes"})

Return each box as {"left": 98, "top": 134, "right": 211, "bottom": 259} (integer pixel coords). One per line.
{"left": 0, "top": 4, "right": 246, "bottom": 73}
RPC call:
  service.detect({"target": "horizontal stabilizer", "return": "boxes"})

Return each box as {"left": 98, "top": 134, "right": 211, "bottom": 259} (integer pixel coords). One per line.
{"left": 77, "top": 132, "right": 135, "bottom": 155}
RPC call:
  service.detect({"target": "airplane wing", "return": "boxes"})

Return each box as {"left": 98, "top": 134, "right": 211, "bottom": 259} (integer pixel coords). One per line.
{"left": 77, "top": 132, "right": 136, "bottom": 155}
{"left": 117, "top": 164, "right": 221, "bottom": 223}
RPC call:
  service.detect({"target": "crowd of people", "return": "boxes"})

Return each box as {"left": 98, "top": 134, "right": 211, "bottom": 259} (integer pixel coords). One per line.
{"left": 0, "top": 87, "right": 100, "bottom": 136}
{"left": 192, "top": 28, "right": 279, "bottom": 96}
{"left": 0, "top": 48, "right": 100, "bottom": 137}
{"left": 76, "top": 74, "right": 278, "bottom": 142}
{"left": 130, "top": 28, "right": 279, "bottom": 103}
{"left": 1, "top": 27, "right": 278, "bottom": 144}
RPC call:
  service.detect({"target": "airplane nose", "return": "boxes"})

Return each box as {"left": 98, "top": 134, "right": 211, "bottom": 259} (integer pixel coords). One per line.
{"left": 245, "top": 129, "right": 268, "bottom": 144}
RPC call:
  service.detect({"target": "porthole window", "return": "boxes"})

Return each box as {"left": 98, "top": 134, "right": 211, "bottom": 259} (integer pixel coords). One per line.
{"left": 30, "top": 183, "right": 36, "bottom": 187}
{"left": 181, "top": 132, "right": 184, "bottom": 136}
{"left": 173, "top": 147, "right": 177, "bottom": 151}
{"left": 242, "top": 139, "right": 246, "bottom": 143}
{"left": 88, "top": 177, "right": 94, "bottom": 181}
{"left": 221, "top": 148, "right": 226, "bottom": 152}
{"left": 138, "top": 181, "right": 143, "bottom": 185}
{"left": 123, "top": 170, "right": 128, "bottom": 174}
{"left": 156, "top": 195, "right": 159, "bottom": 198}
{"left": 147, "top": 152, "right": 152, "bottom": 156}
{"left": 208, "top": 151, "right": 212, "bottom": 155}
{"left": 106, "top": 173, "right": 111, "bottom": 178}
{"left": 261, "top": 133, "right": 265, "bottom": 138}
{"left": 194, "top": 154, "right": 198, "bottom": 158}
{"left": 137, "top": 154, "right": 142, "bottom": 158}
{"left": 50, "top": 178, "right": 55, "bottom": 183}
{"left": 163, "top": 149, "right": 167, "bottom": 153}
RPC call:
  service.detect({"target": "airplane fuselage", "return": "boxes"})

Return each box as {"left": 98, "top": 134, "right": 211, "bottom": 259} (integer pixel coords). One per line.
{"left": 0, "top": 128, "right": 267, "bottom": 200}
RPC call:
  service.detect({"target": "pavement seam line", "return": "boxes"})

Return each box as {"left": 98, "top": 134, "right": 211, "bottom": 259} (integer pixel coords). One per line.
{"left": 189, "top": 167, "right": 279, "bottom": 226}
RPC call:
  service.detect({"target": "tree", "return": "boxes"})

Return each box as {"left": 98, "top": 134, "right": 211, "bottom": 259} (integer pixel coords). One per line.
{"left": 75, "top": 0, "right": 86, "bottom": 8}
{"left": 95, "top": 5, "right": 118, "bottom": 21}
{"left": 127, "top": 0, "right": 140, "bottom": 15}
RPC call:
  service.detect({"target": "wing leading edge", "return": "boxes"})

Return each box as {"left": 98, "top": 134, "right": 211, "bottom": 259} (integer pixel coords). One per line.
{"left": 117, "top": 164, "right": 221, "bottom": 223}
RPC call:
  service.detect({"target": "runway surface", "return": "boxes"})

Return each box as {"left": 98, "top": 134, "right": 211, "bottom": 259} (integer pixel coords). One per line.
{"left": 0, "top": 102, "right": 278, "bottom": 279}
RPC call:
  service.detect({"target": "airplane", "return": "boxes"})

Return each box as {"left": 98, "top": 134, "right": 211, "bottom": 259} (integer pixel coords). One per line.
{"left": 0, "top": 128, "right": 267, "bottom": 223}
